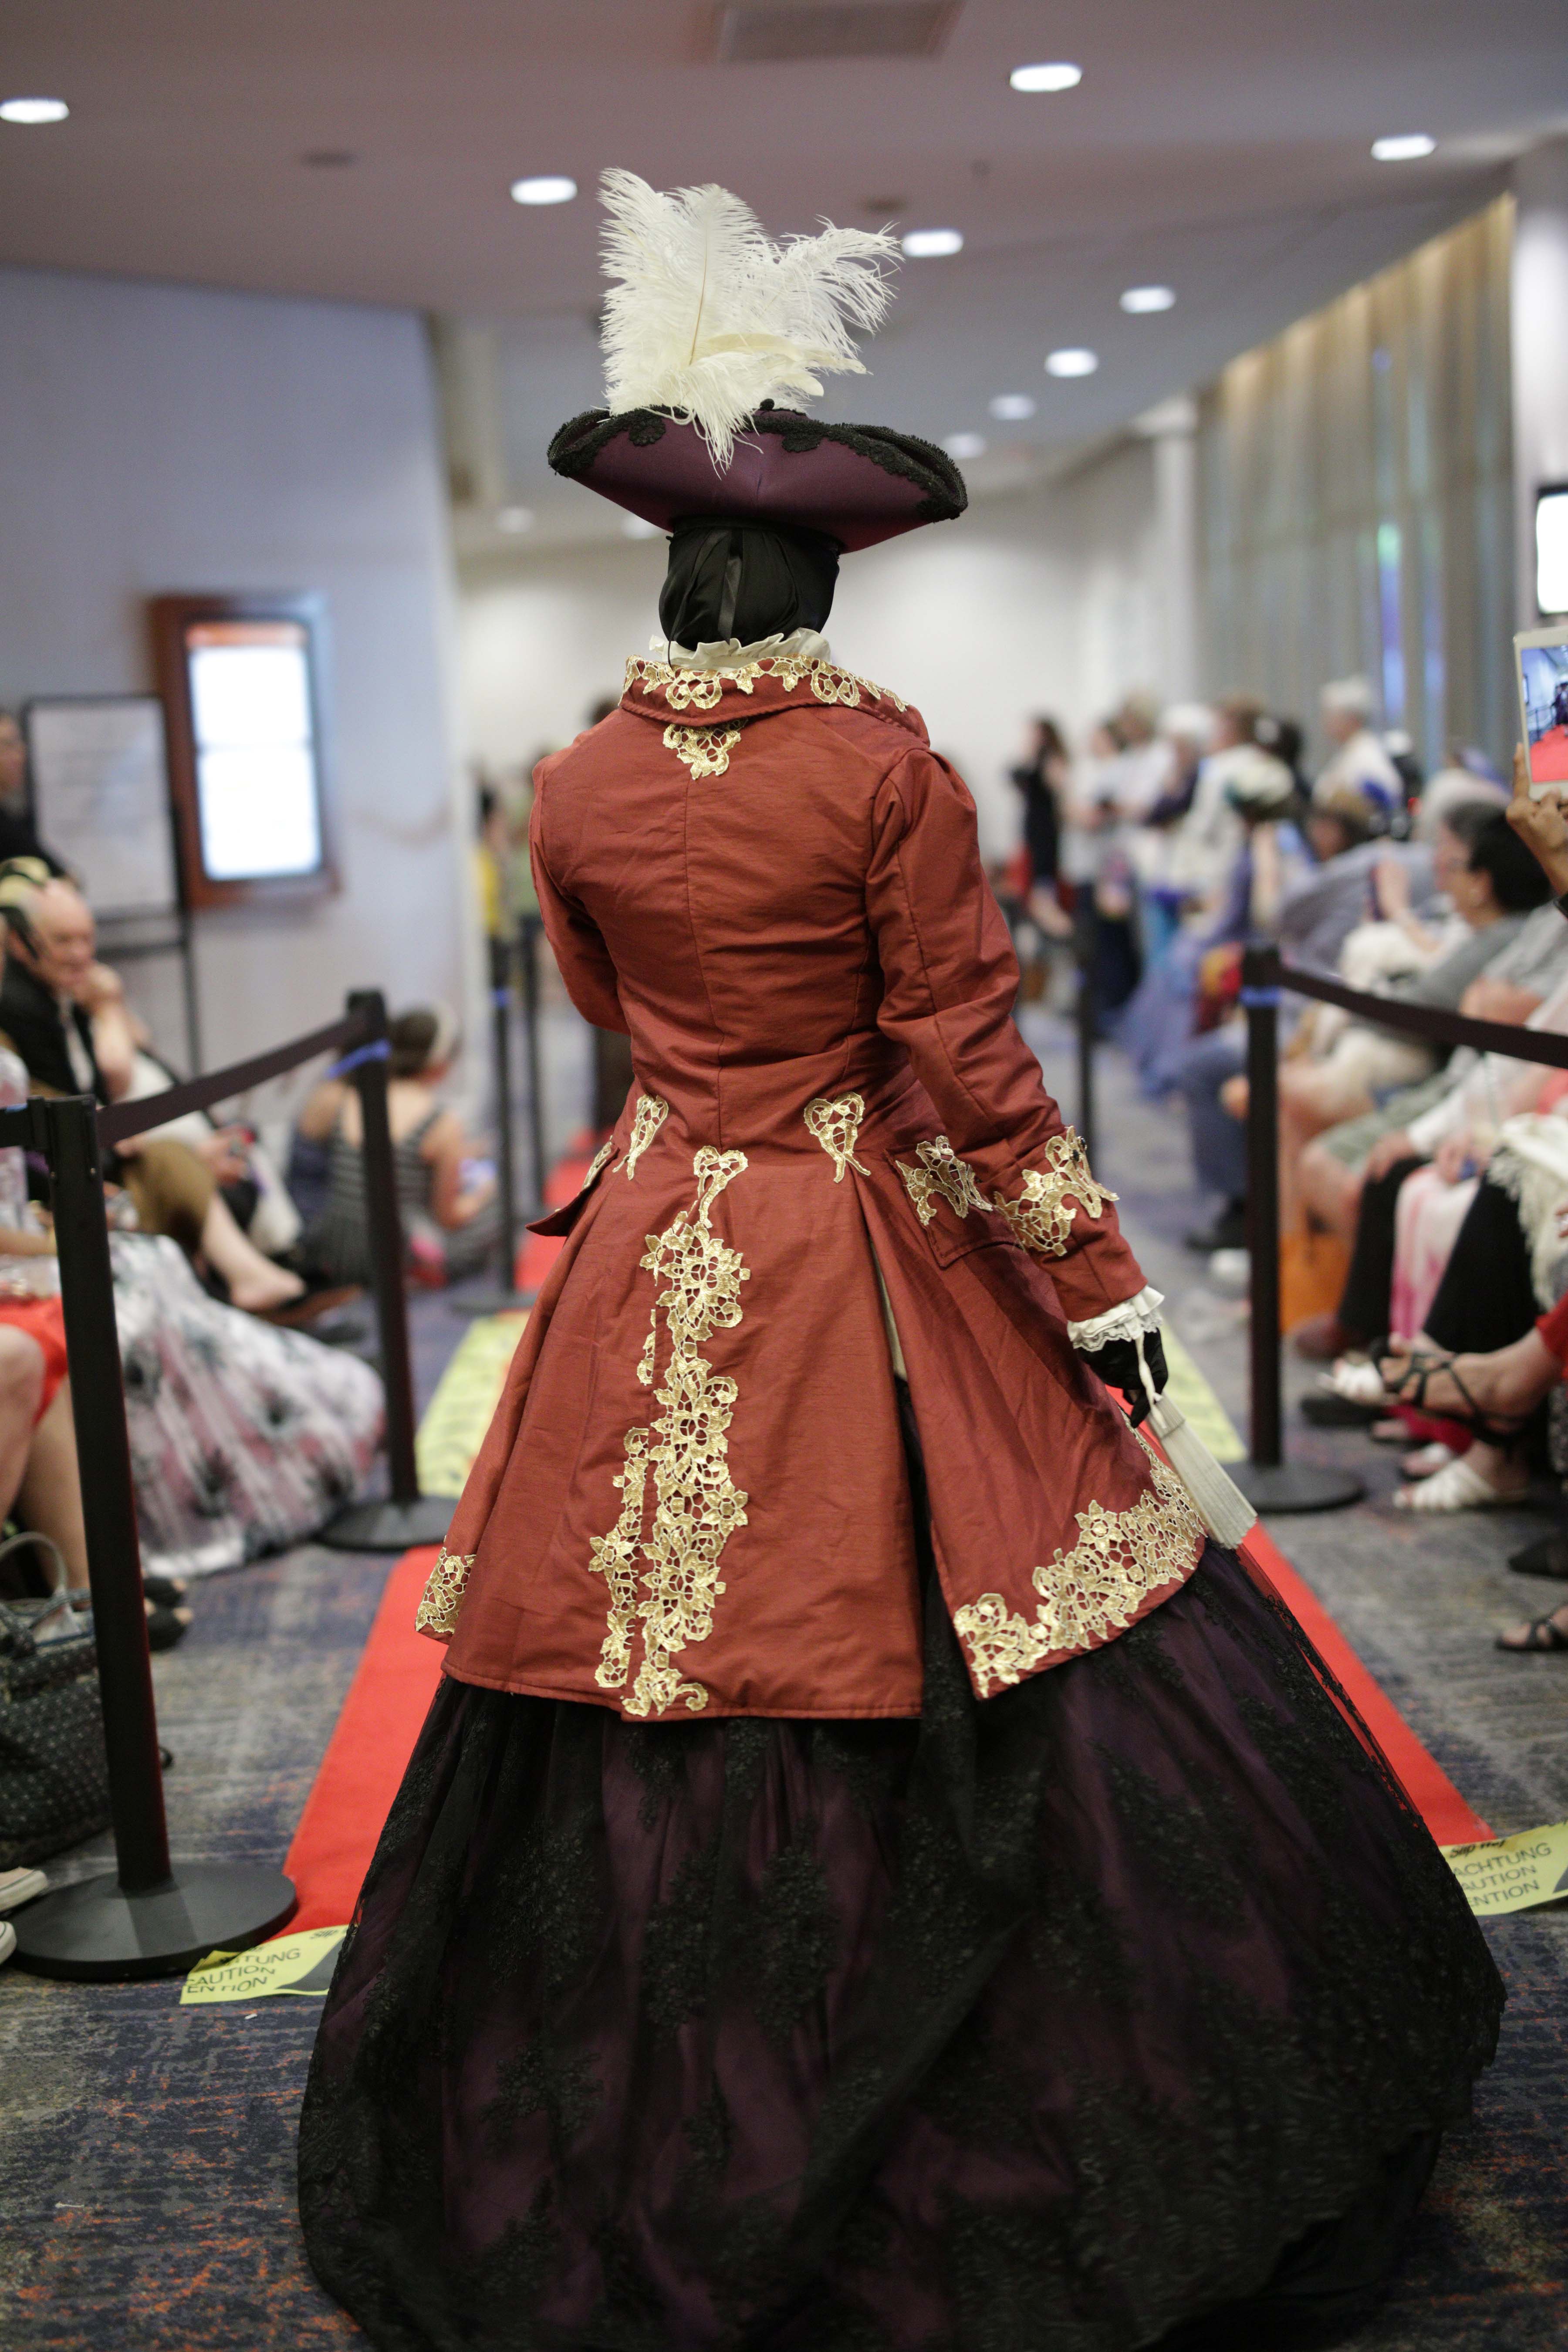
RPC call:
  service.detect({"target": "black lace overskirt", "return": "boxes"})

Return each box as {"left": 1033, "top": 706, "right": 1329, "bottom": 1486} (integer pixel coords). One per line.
{"left": 296, "top": 1544, "right": 1501, "bottom": 2352}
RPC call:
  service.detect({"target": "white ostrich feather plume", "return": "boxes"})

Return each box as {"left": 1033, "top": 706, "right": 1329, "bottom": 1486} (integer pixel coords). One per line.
{"left": 599, "top": 169, "right": 898, "bottom": 470}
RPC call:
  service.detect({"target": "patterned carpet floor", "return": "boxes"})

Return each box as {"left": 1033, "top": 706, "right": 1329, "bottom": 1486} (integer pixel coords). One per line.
{"left": 1, "top": 1035, "right": 1565, "bottom": 2348}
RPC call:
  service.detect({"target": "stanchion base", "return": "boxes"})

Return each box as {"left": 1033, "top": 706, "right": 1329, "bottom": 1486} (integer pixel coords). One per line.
{"left": 446, "top": 1287, "right": 533, "bottom": 1318}
{"left": 1232, "top": 1460, "right": 1366, "bottom": 1514}
{"left": 10, "top": 1860, "right": 296, "bottom": 1982}
{"left": 320, "top": 1494, "right": 453, "bottom": 1552}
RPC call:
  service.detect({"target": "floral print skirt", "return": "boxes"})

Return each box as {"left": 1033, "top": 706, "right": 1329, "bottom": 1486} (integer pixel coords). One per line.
{"left": 113, "top": 1233, "right": 383, "bottom": 1578}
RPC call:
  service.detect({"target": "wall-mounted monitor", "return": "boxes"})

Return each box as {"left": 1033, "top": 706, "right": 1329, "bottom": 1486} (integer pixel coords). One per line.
{"left": 150, "top": 593, "right": 338, "bottom": 910}
{"left": 1538, "top": 482, "right": 1568, "bottom": 618}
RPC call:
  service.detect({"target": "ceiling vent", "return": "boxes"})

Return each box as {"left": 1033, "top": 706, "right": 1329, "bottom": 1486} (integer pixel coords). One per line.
{"left": 714, "top": 3, "right": 958, "bottom": 64}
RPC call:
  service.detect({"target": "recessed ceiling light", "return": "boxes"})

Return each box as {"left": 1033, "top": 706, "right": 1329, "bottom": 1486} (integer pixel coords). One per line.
{"left": 1045, "top": 348, "right": 1098, "bottom": 378}
{"left": 901, "top": 227, "right": 963, "bottom": 259}
{"left": 989, "top": 394, "right": 1036, "bottom": 422}
{"left": 510, "top": 175, "right": 577, "bottom": 206}
{"left": 1372, "top": 134, "right": 1435, "bottom": 162}
{"left": 496, "top": 506, "right": 535, "bottom": 534}
{"left": 943, "top": 432, "right": 987, "bottom": 461}
{"left": 0, "top": 96, "right": 69, "bottom": 126}
{"left": 622, "top": 515, "right": 662, "bottom": 540}
{"left": 1010, "top": 62, "right": 1082, "bottom": 94}
{"left": 1120, "top": 284, "right": 1175, "bottom": 314}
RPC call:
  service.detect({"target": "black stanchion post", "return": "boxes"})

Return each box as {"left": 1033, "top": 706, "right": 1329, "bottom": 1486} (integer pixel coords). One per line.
{"left": 449, "top": 932, "right": 530, "bottom": 1316}
{"left": 1230, "top": 944, "right": 1364, "bottom": 1516}
{"left": 321, "top": 992, "right": 453, "bottom": 1552}
{"left": 520, "top": 914, "right": 547, "bottom": 1212}
{"left": 1073, "top": 899, "right": 1097, "bottom": 1165}
{"left": 491, "top": 933, "right": 519, "bottom": 1287}
{"left": 1245, "top": 943, "right": 1283, "bottom": 1471}
{"left": 13, "top": 1096, "right": 295, "bottom": 1979}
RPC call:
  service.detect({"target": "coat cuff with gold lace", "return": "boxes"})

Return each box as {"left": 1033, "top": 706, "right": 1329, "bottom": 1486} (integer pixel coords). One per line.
{"left": 991, "top": 1128, "right": 1117, "bottom": 1258}
{"left": 415, "top": 1547, "right": 474, "bottom": 1642}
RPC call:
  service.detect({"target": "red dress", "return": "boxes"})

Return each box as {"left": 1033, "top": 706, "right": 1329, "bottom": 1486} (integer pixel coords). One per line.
{"left": 301, "top": 649, "right": 1500, "bottom": 2352}
{"left": 419, "top": 652, "right": 1204, "bottom": 1718}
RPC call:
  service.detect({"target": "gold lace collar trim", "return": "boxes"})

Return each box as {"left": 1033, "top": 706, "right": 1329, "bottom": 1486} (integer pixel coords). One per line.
{"left": 625, "top": 653, "right": 906, "bottom": 716}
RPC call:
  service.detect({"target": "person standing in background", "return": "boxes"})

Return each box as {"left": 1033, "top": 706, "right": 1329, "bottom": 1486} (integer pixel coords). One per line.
{"left": 1007, "top": 716, "right": 1073, "bottom": 942}
{"left": 1130, "top": 703, "right": 1217, "bottom": 966}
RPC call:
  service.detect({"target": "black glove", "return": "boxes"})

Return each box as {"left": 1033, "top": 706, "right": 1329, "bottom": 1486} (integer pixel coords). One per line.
{"left": 1083, "top": 1328, "right": 1168, "bottom": 1426}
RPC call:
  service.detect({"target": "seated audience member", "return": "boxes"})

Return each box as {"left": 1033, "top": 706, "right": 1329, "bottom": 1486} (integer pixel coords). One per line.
{"left": 1163, "top": 698, "right": 1262, "bottom": 919}
{"left": 1123, "top": 740, "right": 1305, "bottom": 1101}
{"left": 1177, "top": 763, "right": 1402, "bottom": 1253}
{"left": 1314, "top": 676, "right": 1403, "bottom": 826}
{"left": 0, "top": 1096, "right": 194, "bottom": 1646}
{"left": 1273, "top": 805, "right": 1554, "bottom": 1227}
{"left": 0, "top": 1045, "right": 384, "bottom": 1583}
{"left": 0, "top": 865, "right": 304, "bottom": 1314}
{"left": 0, "top": 714, "right": 67, "bottom": 872}
{"left": 1377, "top": 1281, "right": 1568, "bottom": 1647}
{"left": 297, "top": 1007, "right": 500, "bottom": 1288}
{"left": 1298, "top": 882, "right": 1568, "bottom": 1365}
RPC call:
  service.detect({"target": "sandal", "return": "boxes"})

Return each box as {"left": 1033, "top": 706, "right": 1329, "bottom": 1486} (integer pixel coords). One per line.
{"left": 1510, "top": 1531, "right": 1568, "bottom": 1580}
{"left": 1400, "top": 1441, "right": 1457, "bottom": 1480}
{"left": 68, "top": 1591, "right": 194, "bottom": 1650}
{"left": 1496, "top": 1612, "right": 1568, "bottom": 1652}
{"left": 1377, "top": 1348, "right": 1532, "bottom": 1446}
{"left": 1392, "top": 1453, "right": 1529, "bottom": 1512}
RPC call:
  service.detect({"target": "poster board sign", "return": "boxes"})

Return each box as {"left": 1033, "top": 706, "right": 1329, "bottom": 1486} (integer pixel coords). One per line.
{"left": 23, "top": 694, "right": 180, "bottom": 919}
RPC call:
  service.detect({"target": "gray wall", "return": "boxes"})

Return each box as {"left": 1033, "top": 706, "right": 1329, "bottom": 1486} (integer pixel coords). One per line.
{"left": 0, "top": 264, "right": 476, "bottom": 1108}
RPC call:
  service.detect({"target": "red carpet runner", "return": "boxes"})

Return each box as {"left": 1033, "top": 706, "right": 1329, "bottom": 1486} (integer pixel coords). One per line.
{"left": 283, "top": 1531, "right": 1489, "bottom": 1930}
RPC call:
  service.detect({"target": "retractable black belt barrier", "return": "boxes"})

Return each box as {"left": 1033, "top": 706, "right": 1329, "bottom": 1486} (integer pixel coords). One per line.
{"left": 10, "top": 989, "right": 451, "bottom": 1981}
{"left": 1234, "top": 939, "right": 1568, "bottom": 1515}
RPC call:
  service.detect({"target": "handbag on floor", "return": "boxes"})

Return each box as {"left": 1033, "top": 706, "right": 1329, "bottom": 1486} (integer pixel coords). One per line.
{"left": 0, "top": 1531, "right": 113, "bottom": 1868}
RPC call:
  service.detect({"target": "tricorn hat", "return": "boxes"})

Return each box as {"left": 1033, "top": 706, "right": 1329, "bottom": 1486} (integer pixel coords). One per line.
{"left": 549, "top": 172, "right": 966, "bottom": 552}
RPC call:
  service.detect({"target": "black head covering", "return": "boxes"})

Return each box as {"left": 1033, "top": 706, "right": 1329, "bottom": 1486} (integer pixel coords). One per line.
{"left": 656, "top": 517, "right": 841, "bottom": 649}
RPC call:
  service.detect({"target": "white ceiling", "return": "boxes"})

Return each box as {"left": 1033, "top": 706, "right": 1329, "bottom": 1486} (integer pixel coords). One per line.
{"left": 2, "top": 1, "right": 1564, "bottom": 544}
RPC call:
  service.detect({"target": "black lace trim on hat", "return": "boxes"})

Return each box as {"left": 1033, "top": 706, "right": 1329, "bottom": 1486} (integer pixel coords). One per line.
{"left": 547, "top": 407, "right": 967, "bottom": 524}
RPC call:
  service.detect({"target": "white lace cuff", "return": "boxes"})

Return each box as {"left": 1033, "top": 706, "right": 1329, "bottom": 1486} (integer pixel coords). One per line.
{"left": 1067, "top": 1285, "right": 1165, "bottom": 1352}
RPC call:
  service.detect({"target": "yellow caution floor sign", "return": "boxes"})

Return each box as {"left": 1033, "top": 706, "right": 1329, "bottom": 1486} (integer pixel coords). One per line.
{"left": 1441, "top": 1822, "right": 1568, "bottom": 1917}
{"left": 181, "top": 1925, "right": 348, "bottom": 2004}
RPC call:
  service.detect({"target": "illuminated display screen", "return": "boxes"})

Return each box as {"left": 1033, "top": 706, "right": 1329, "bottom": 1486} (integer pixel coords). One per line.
{"left": 1538, "top": 485, "right": 1568, "bottom": 618}
{"left": 183, "top": 618, "right": 324, "bottom": 882}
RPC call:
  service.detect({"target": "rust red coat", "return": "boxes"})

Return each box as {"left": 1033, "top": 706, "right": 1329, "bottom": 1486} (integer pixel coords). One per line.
{"left": 419, "top": 650, "right": 1203, "bottom": 1718}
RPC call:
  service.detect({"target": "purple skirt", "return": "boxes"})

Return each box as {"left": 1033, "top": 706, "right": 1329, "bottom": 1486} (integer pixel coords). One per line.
{"left": 297, "top": 1540, "right": 1500, "bottom": 2351}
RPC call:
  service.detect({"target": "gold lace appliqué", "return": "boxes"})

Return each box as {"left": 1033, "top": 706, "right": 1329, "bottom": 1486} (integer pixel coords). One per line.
{"left": 588, "top": 1145, "right": 750, "bottom": 1717}
{"left": 663, "top": 722, "right": 743, "bottom": 778}
{"left": 626, "top": 654, "right": 906, "bottom": 715}
{"left": 994, "top": 1129, "right": 1116, "bottom": 1258}
{"left": 804, "top": 1094, "right": 869, "bottom": 1180}
{"left": 414, "top": 1547, "right": 475, "bottom": 1642}
{"left": 953, "top": 1433, "right": 1203, "bottom": 1695}
{"left": 585, "top": 1136, "right": 617, "bottom": 1186}
{"left": 896, "top": 1135, "right": 989, "bottom": 1227}
{"left": 625, "top": 1092, "right": 669, "bottom": 1179}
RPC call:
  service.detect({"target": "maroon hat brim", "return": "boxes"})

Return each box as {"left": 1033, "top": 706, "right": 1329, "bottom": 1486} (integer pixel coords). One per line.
{"left": 548, "top": 408, "right": 966, "bottom": 553}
